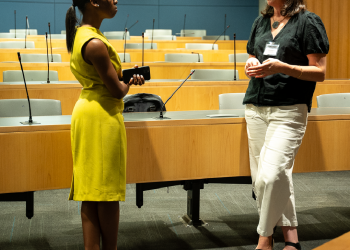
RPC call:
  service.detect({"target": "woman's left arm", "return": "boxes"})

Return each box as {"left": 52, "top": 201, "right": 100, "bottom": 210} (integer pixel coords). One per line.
{"left": 246, "top": 53, "right": 327, "bottom": 82}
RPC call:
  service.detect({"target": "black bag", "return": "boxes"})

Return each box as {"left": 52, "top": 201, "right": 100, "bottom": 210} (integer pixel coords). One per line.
{"left": 123, "top": 93, "right": 166, "bottom": 112}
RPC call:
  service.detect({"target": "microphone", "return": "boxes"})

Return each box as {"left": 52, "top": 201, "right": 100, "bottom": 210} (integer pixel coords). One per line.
{"left": 27, "top": 16, "right": 30, "bottom": 35}
{"left": 14, "top": 10, "right": 16, "bottom": 38}
{"left": 25, "top": 16, "right": 27, "bottom": 48}
{"left": 154, "top": 70, "right": 195, "bottom": 120}
{"left": 142, "top": 32, "right": 144, "bottom": 67}
{"left": 127, "top": 20, "right": 138, "bottom": 31}
{"left": 48, "top": 22, "right": 53, "bottom": 62}
{"left": 191, "top": 52, "right": 200, "bottom": 62}
{"left": 151, "top": 19, "right": 155, "bottom": 49}
{"left": 183, "top": 14, "right": 186, "bottom": 37}
{"left": 212, "top": 25, "right": 230, "bottom": 50}
{"left": 123, "top": 28, "right": 127, "bottom": 63}
{"left": 17, "top": 52, "right": 40, "bottom": 125}
{"left": 224, "top": 14, "right": 227, "bottom": 40}
{"left": 124, "top": 14, "right": 129, "bottom": 30}
{"left": 234, "top": 33, "right": 237, "bottom": 81}
{"left": 45, "top": 32, "right": 50, "bottom": 83}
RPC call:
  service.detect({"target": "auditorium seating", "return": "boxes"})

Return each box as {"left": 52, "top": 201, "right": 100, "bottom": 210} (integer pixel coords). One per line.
{"left": 124, "top": 43, "right": 157, "bottom": 49}
{"left": 0, "top": 33, "right": 26, "bottom": 38}
{"left": 0, "top": 41, "right": 35, "bottom": 49}
{"left": 0, "top": 99, "right": 62, "bottom": 117}
{"left": 148, "top": 35, "right": 176, "bottom": 40}
{"left": 20, "top": 54, "right": 62, "bottom": 63}
{"left": 118, "top": 53, "right": 131, "bottom": 63}
{"left": 229, "top": 53, "right": 249, "bottom": 63}
{"left": 104, "top": 31, "right": 130, "bottom": 40}
{"left": 3, "top": 70, "right": 59, "bottom": 82}
{"left": 202, "top": 35, "right": 230, "bottom": 40}
{"left": 185, "top": 43, "right": 218, "bottom": 50}
{"left": 191, "top": 69, "right": 239, "bottom": 81}
{"left": 317, "top": 93, "right": 350, "bottom": 107}
{"left": 180, "top": 29, "right": 206, "bottom": 37}
{"left": 49, "top": 34, "right": 66, "bottom": 39}
{"left": 218, "top": 93, "right": 245, "bottom": 109}
{"left": 164, "top": 53, "right": 203, "bottom": 62}
{"left": 145, "top": 29, "right": 172, "bottom": 36}
{"left": 9, "top": 29, "right": 38, "bottom": 35}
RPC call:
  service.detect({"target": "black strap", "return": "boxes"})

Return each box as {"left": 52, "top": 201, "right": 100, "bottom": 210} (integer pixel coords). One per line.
{"left": 285, "top": 242, "right": 301, "bottom": 250}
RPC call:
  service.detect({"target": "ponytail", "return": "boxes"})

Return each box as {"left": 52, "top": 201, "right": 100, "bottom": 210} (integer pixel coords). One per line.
{"left": 65, "top": 5, "right": 78, "bottom": 53}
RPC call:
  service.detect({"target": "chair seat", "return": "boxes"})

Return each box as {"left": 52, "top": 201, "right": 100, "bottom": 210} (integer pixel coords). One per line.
{"left": 0, "top": 99, "right": 62, "bottom": 117}
{"left": 3, "top": 70, "right": 59, "bottom": 82}
{"left": 317, "top": 93, "right": 350, "bottom": 107}
{"left": 191, "top": 69, "right": 239, "bottom": 81}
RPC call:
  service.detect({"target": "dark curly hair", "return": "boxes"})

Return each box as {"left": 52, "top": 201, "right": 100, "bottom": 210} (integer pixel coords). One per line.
{"left": 65, "top": 0, "right": 90, "bottom": 53}
{"left": 261, "top": 0, "right": 307, "bottom": 17}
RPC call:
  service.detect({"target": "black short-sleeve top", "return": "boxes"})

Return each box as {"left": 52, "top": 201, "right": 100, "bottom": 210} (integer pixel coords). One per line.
{"left": 243, "top": 10, "right": 329, "bottom": 111}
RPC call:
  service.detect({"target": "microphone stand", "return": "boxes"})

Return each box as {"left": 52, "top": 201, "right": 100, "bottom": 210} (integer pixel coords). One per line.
{"left": 142, "top": 32, "right": 144, "bottom": 66}
{"left": 224, "top": 14, "right": 227, "bottom": 40}
{"left": 48, "top": 22, "right": 53, "bottom": 62}
{"left": 154, "top": 70, "right": 195, "bottom": 120}
{"left": 14, "top": 10, "right": 16, "bottom": 38}
{"left": 25, "top": 16, "right": 27, "bottom": 49}
{"left": 17, "top": 52, "right": 40, "bottom": 125}
{"left": 183, "top": 14, "right": 186, "bottom": 37}
{"left": 212, "top": 25, "right": 230, "bottom": 50}
{"left": 127, "top": 20, "right": 138, "bottom": 31}
{"left": 45, "top": 33, "right": 50, "bottom": 83}
{"left": 124, "top": 14, "right": 129, "bottom": 30}
{"left": 234, "top": 33, "right": 237, "bottom": 81}
{"left": 123, "top": 28, "right": 127, "bottom": 63}
{"left": 191, "top": 52, "right": 200, "bottom": 62}
{"left": 151, "top": 19, "right": 155, "bottom": 49}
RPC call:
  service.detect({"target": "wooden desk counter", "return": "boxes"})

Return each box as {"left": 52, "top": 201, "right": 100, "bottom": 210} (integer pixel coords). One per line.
{"left": 0, "top": 48, "right": 246, "bottom": 63}
{"left": 1, "top": 108, "right": 350, "bottom": 194}
{"left": 0, "top": 79, "right": 349, "bottom": 115}
{"left": 0, "top": 62, "right": 247, "bottom": 81}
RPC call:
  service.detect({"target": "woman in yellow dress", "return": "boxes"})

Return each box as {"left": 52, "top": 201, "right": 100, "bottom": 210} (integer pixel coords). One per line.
{"left": 65, "top": 0, "right": 144, "bottom": 249}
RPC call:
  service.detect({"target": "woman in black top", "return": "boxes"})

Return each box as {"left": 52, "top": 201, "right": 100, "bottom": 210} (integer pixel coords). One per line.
{"left": 244, "top": 0, "right": 329, "bottom": 249}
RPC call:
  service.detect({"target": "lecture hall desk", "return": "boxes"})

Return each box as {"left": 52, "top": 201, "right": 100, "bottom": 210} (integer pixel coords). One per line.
{"left": 0, "top": 79, "right": 349, "bottom": 115}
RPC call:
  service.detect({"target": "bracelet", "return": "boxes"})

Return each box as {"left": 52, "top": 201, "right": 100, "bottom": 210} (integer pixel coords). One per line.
{"left": 297, "top": 65, "right": 303, "bottom": 78}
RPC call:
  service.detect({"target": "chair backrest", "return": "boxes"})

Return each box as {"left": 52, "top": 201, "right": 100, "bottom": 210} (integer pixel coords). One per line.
{"left": 148, "top": 35, "right": 176, "bottom": 40}
{"left": 185, "top": 43, "right": 218, "bottom": 50}
{"left": 229, "top": 53, "right": 249, "bottom": 63}
{"left": 202, "top": 35, "right": 230, "bottom": 40}
{"left": 0, "top": 33, "right": 26, "bottom": 38}
{"left": 61, "top": 30, "right": 66, "bottom": 34}
{"left": 219, "top": 93, "right": 246, "bottom": 109}
{"left": 9, "top": 29, "right": 38, "bottom": 35}
{"left": 164, "top": 53, "right": 203, "bottom": 63}
{"left": 191, "top": 69, "right": 239, "bottom": 81}
{"left": 49, "top": 34, "right": 66, "bottom": 39}
{"left": 180, "top": 30, "right": 206, "bottom": 37}
{"left": 118, "top": 53, "right": 131, "bottom": 63}
{"left": 145, "top": 29, "right": 172, "bottom": 36}
{"left": 123, "top": 93, "right": 165, "bottom": 112}
{"left": 104, "top": 31, "right": 130, "bottom": 40}
{"left": 0, "top": 99, "right": 62, "bottom": 117}
{"left": 317, "top": 93, "right": 350, "bottom": 107}
{"left": 20, "top": 54, "right": 62, "bottom": 63}
{"left": 3, "top": 70, "right": 59, "bottom": 82}
{"left": 124, "top": 43, "right": 157, "bottom": 49}
{"left": 0, "top": 41, "right": 35, "bottom": 49}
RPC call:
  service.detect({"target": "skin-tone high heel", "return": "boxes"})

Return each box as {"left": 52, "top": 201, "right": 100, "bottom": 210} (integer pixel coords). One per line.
{"left": 256, "top": 226, "right": 276, "bottom": 250}
{"left": 285, "top": 242, "right": 301, "bottom": 250}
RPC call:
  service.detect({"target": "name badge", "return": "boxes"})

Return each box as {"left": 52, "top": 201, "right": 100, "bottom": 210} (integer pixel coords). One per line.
{"left": 263, "top": 42, "right": 279, "bottom": 56}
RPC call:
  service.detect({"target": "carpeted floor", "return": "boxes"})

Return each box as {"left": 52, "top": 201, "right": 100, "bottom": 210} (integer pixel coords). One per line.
{"left": 1, "top": 171, "right": 350, "bottom": 250}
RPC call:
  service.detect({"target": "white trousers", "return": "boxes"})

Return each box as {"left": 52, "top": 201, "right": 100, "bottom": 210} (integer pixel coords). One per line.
{"left": 245, "top": 104, "right": 308, "bottom": 237}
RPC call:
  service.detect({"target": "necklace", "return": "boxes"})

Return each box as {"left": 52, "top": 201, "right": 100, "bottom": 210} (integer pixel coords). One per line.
{"left": 272, "top": 16, "right": 286, "bottom": 29}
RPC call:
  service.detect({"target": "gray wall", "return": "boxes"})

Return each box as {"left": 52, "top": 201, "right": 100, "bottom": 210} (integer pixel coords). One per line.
{"left": 0, "top": 0, "right": 259, "bottom": 40}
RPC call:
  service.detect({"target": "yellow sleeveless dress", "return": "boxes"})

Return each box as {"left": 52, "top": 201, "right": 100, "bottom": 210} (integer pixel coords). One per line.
{"left": 68, "top": 26, "right": 126, "bottom": 201}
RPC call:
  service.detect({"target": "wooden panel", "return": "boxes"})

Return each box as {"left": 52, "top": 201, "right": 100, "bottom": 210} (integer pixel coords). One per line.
{"left": 307, "top": 0, "right": 350, "bottom": 79}
{"left": 0, "top": 62, "right": 248, "bottom": 81}
{"left": 0, "top": 80, "right": 349, "bottom": 115}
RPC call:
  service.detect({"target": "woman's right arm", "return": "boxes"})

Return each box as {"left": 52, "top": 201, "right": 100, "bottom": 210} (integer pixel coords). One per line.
{"left": 245, "top": 55, "right": 261, "bottom": 79}
{"left": 83, "top": 39, "right": 143, "bottom": 99}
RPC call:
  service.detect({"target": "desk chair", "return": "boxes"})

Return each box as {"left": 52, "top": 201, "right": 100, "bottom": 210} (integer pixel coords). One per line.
{"left": 145, "top": 29, "right": 172, "bottom": 36}
{"left": 148, "top": 35, "right": 176, "bottom": 40}
{"left": 219, "top": 93, "right": 245, "bottom": 109}
{"left": 180, "top": 29, "right": 206, "bottom": 37}
{"left": 185, "top": 43, "right": 218, "bottom": 50}
{"left": 125, "top": 43, "right": 157, "bottom": 49}
{"left": 0, "top": 41, "right": 35, "bottom": 49}
{"left": 9, "top": 29, "right": 38, "bottom": 35}
{"left": 118, "top": 53, "right": 131, "bottom": 63}
{"left": 3, "top": 70, "right": 59, "bottom": 82}
{"left": 49, "top": 34, "right": 66, "bottom": 39}
{"left": 229, "top": 53, "right": 249, "bottom": 63}
{"left": 20, "top": 54, "right": 62, "bottom": 63}
{"left": 202, "top": 35, "right": 230, "bottom": 40}
{"left": 164, "top": 53, "right": 203, "bottom": 63}
{"left": 191, "top": 69, "right": 239, "bottom": 81}
{"left": 0, "top": 99, "right": 62, "bottom": 219}
{"left": 0, "top": 33, "right": 26, "bottom": 38}
{"left": 317, "top": 93, "right": 350, "bottom": 107}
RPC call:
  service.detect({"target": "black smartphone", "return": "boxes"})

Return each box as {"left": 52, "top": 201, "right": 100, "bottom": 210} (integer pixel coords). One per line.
{"left": 122, "top": 66, "right": 151, "bottom": 84}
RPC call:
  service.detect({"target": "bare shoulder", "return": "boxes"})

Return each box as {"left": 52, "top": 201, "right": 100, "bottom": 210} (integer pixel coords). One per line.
{"left": 84, "top": 38, "right": 109, "bottom": 63}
